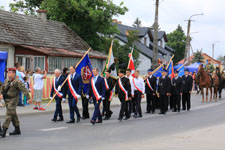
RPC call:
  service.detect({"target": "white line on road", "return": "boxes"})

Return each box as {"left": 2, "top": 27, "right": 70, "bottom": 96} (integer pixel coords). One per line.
{"left": 40, "top": 127, "right": 68, "bottom": 132}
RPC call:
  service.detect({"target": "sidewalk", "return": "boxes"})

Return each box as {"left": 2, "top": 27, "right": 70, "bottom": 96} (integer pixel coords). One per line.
{"left": 0, "top": 97, "right": 146, "bottom": 117}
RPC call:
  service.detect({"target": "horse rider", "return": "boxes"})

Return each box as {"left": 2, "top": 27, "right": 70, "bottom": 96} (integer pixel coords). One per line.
{"left": 205, "top": 59, "right": 214, "bottom": 86}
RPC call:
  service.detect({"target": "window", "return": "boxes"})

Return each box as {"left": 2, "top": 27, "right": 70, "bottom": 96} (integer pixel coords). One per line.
{"left": 144, "top": 37, "right": 147, "bottom": 45}
{"left": 15, "top": 55, "right": 32, "bottom": 71}
{"left": 34, "top": 56, "right": 45, "bottom": 70}
{"left": 48, "top": 57, "right": 62, "bottom": 72}
{"left": 64, "top": 57, "right": 78, "bottom": 69}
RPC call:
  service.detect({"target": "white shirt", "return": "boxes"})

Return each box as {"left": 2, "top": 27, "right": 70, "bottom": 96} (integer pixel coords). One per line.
{"left": 20, "top": 72, "right": 25, "bottom": 83}
{"left": 132, "top": 77, "right": 145, "bottom": 95}
{"left": 126, "top": 75, "right": 134, "bottom": 95}
{"left": 33, "top": 73, "right": 44, "bottom": 90}
{"left": 70, "top": 72, "right": 76, "bottom": 80}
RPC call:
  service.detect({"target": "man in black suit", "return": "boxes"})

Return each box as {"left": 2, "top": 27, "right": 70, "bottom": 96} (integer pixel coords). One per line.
{"left": 87, "top": 68, "right": 106, "bottom": 125}
{"left": 171, "top": 71, "right": 182, "bottom": 112}
{"left": 103, "top": 69, "right": 116, "bottom": 120}
{"left": 50, "top": 69, "right": 67, "bottom": 122}
{"left": 145, "top": 68, "right": 157, "bottom": 114}
{"left": 158, "top": 69, "right": 171, "bottom": 115}
{"left": 115, "top": 69, "right": 131, "bottom": 121}
{"left": 66, "top": 66, "right": 82, "bottom": 123}
{"left": 181, "top": 69, "right": 193, "bottom": 111}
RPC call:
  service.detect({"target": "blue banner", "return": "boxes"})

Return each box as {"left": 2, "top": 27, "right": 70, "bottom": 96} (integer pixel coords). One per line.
{"left": 167, "top": 61, "right": 173, "bottom": 76}
{"left": 153, "top": 65, "right": 163, "bottom": 78}
{"left": 178, "top": 66, "right": 185, "bottom": 77}
{"left": 76, "top": 54, "right": 93, "bottom": 94}
{"left": 0, "top": 51, "right": 8, "bottom": 82}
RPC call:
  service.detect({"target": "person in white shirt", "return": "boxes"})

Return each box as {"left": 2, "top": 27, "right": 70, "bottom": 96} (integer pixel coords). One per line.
{"left": 132, "top": 70, "right": 145, "bottom": 118}
{"left": 126, "top": 69, "right": 134, "bottom": 115}
{"left": 33, "top": 67, "right": 47, "bottom": 111}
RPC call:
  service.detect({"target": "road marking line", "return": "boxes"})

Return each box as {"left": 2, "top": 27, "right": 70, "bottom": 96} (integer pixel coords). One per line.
{"left": 40, "top": 127, "right": 68, "bottom": 132}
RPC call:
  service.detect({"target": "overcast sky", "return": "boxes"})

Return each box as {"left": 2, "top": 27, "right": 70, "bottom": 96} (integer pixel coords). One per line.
{"left": 1, "top": 0, "right": 225, "bottom": 59}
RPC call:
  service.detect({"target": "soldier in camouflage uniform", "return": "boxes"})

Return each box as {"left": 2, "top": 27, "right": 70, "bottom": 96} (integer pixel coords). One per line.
{"left": 0, "top": 81, "right": 2, "bottom": 132}
{"left": 0, "top": 68, "right": 31, "bottom": 138}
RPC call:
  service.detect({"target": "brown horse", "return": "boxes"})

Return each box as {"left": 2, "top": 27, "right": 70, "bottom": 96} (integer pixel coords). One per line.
{"left": 212, "top": 72, "right": 219, "bottom": 101}
{"left": 198, "top": 64, "right": 212, "bottom": 102}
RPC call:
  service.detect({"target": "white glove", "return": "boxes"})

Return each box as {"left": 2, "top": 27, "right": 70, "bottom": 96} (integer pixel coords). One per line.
{"left": 62, "top": 98, "right": 66, "bottom": 102}
{"left": 102, "top": 97, "right": 105, "bottom": 100}
{"left": 86, "top": 95, "right": 90, "bottom": 99}
{"left": 57, "top": 86, "right": 61, "bottom": 91}
{"left": 77, "top": 95, "right": 81, "bottom": 99}
{"left": 50, "top": 97, "right": 53, "bottom": 99}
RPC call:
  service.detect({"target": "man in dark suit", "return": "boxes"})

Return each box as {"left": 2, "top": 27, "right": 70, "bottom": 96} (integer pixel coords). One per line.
{"left": 115, "top": 69, "right": 131, "bottom": 121}
{"left": 171, "top": 71, "right": 182, "bottom": 112}
{"left": 181, "top": 69, "right": 193, "bottom": 111}
{"left": 87, "top": 68, "right": 106, "bottom": 125}
{"left": 50, "top": 69, "right": 67, "bottom": 122}
{"left": 66, "top": 66, "right": 82, "bottom": 123}
{"left": 158, "top": 69, "right": 171, "bottom": 115}
{"left": 103, "top": 69, "right": 116, "bottom": 120}
{"left": 145, "top": 68, "right": 157, "bottom": 114}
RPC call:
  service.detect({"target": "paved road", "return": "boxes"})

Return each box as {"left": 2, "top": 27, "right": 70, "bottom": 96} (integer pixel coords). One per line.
{"left": 1, "top": 92, "right": 225, "bottom": 150}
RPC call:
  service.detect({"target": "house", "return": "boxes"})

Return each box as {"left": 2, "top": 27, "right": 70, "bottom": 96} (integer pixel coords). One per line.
{"left": 113, "top": 20, "right": 174, "bottom": 75}
{"left": 0, "top": 10, "right": 107, "bottom": 73}
{"left": 178, "top": 53, "right": 221, "bottom": 66}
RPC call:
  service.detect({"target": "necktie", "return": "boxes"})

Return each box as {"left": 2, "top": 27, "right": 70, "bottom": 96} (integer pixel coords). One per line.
{"left": 94, "top": 76, "right": 97, "bottom": 83}
{"left": 71, "top": 74, "right": 73, "bottom": 80}
{"left": 55, "top": 77, "right": 59, "bottom": 84}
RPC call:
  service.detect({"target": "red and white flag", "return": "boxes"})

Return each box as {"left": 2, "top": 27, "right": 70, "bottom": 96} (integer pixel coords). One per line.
{"left": 127, "top": 48, "right": 135, "bottom": 77}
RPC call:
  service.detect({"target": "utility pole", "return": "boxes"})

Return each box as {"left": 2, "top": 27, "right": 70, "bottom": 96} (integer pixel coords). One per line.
{"left": 212, "top": 41, "right": 219, "bottom": 59}
{"left": 184, "top": 13, "right": 204, "bottom": 64}
{"left": 152, "top": 0, "right": 159, "bottom": 69}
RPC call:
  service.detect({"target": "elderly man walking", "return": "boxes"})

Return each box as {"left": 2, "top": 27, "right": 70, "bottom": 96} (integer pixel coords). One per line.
{"left": 50, "top": 69, "right": 66, "bottom": 122}
{"left": 33, "top": 67, "right": 47, "bottom": 111}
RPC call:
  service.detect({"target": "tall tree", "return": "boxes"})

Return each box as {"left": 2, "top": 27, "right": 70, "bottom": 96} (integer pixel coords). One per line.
{"left": 192, "top": 50, "right": 204, "bottom": 63}
{"left": 10, "top": 0, "right": 128, "bottom": 52}
{"left": 133, "top": 17, "right": 142, "bottom": 28}
{"left": 166, "top": 25, "right": 186, "bottom": 64}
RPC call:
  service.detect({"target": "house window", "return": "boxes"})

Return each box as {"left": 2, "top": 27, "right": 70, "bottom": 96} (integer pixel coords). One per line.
{"left": 144, "top": 37, "right": 147, "bottom": 45}
{"left": 64, "top": 57, "right": 78, "bottom": 69}
{"left": 15, "top": 55, "right": 32, "bottom": 71}
{"left": 48, "top": 57, "right": 62, "bottom": 72}
{"left": 34, "top": 56, "right": 45, "bottom": 71}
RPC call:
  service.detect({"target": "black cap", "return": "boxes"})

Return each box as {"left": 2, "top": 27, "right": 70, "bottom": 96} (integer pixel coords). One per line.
{"left": 119, "top": 69, "right": 126, "bottom": 74}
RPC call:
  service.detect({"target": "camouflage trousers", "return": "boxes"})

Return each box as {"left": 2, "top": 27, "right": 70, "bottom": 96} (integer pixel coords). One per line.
{"left": 2, "top": 100, "right": 20, "bottom": 129}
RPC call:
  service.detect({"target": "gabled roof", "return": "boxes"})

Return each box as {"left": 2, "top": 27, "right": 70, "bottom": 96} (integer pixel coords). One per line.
{"left": 0, "top": 10, "right": 107, "bottom": 58}
{"left": 115, "top": 35, "right": 163, "bottom": 60}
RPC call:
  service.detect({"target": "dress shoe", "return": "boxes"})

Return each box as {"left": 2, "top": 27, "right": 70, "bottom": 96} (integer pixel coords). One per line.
{"left": 0, "top": 128, "right": 8, "bottom": 138}
{"left": 159, "top": 112, "right": 165, "bottom": 115}
{"left": 117, "top": 118, "right": 122, "bottom": 121}
{"left": 66, "top": 120, "right": 75, "bottom": 124}
{"left": 51, "top": 118, "right": 57, "bottom": 122}
{"left": 136, "top": 115, "right": 142, "bottom": 118}
{"left": 123, "top": 117, "right": 130, "bottom": 120}
{"left": 103, "top": 117, "right": 109, "bottom": 120}
{"left": 172, "top": 110, "right": 177, "bottom": 112}
{"left": 77, "top": 117, "right": 81, "bottom": 123}
{"left": 133, "top": 115, "right": 137, "bottom": 118}
{"left": 90, "top": 120, "right": 95, "bottom": 125}
{"left": 9, "top": 127, "right": 21, "bottom": 135}
{"left": 82, "top": 116, "right": 89, "bottom": 120}
{"left": 57, "top": 118, "right": 64, "bottom": 121}
{"left": 17, "top": 103, "right": 24, "bottom": 107}
{"left": 151, "top": 111, "right": 155, "bottom": 114}
{"left": 96, "top": 120, "right": 102, "bottom": 124}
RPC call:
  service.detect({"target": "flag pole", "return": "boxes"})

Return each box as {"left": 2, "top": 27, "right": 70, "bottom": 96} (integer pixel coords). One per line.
{"left": 177, "top": 62, "right": 187, "bottom": 71}
{"left": 152, "top": 63, "right": 164, "bottom": 74}
{"left": 165, "top": 55, "right": 174, "bottom": 70}
{"left": 102, "top": 40, "right": 114, "bottom": 76}
{"left": 127, "top": 47, "right": 134, "bottom": 69}
{"left": 46, "top": 47, "right": 92, "bottom": 107}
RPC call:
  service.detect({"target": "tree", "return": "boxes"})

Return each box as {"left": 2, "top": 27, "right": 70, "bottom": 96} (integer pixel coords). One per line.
{"left": 9, "top": 0, "right": 128, "bottom": 52}
{"left": 192, "top": 50, "right": 204, "bottom": 63}
{"left": 133, "top": 17, "right": 142, "bottom": 28}
{"left": 166, "top": 25, "right": 186, "bottom": 64}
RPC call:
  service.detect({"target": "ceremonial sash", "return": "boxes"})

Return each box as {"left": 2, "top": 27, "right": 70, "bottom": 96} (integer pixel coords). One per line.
{"left": 53, "top": 77, "right": 63, "bottom": 98}
{"left": 91, "top": 77, "right": 101, "bottom": 101}
{"left": 67, "top": 74, "right": 79, "bottom": 102}
{"left": 109, "top": 90, "right": 113, "bottom": 101}
{"left": 104, "top": 78, "right": 109, "bottom": 90}
{"left": 133, "top": 78, "right": 143, "bottom": 93}
{"left": 118, "top": 78, "right": 128, "bottom": 100}
{"left": 146, "top": 78, "right": 153, "bottom": 91}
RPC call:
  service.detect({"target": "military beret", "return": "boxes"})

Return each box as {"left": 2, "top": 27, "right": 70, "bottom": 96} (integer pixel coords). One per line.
{"left": 105, "top": 69, "right": 111, "bottom": 73}
{"left": 161, "top": 69, "right": 167, "bottom": 73}
{"left": 184, "top": 69, "right": 189, "bottom": 72}
{"left": 119, "top": 69, "right": 126, "bottom": 74}
{"left": 147, "top": 68, "right": 154, "bottom": 72}
{"left": 8, "top": 68, "right": 16, "bottom": 72}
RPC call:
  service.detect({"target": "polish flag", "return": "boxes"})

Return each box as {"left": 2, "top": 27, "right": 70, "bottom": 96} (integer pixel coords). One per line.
{"left": 128, "top": 49, "right": 135, "bottom": 77}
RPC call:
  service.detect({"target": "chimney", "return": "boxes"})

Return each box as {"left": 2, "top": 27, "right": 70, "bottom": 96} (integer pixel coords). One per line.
{"left": 37, "top": 9, "right": 47, "bottom": 23}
